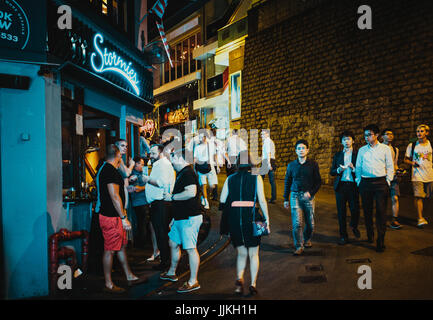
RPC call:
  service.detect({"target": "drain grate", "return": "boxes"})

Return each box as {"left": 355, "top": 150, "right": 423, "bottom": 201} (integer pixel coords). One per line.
{"left": 305, "top": 264, "right": 324, "bottom": 272}
{"left": 411, "top": 246, "right": 433, "bottom": 257}
{"left": 346, "top": 258, "right": 371, "bottom": 264}
{"left": 298, "top": 275, "right": 327, "bottom": 283}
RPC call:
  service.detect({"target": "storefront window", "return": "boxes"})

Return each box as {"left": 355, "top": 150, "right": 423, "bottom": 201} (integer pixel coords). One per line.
{"left": 176, "top": 43, "right": 182, "bottom": 79}
{"left": 170, "top": 47, "right": 175, "bottom": 82}
{"left": 183, "top": 38, "right": 189, "bottom": 77}
{"left": 190, "top": 35, "right": 196, "bottom": 73}
{"left": 61, "top": 97, "right": 119, "bottom": 200}
{"left": 164, "top": 59, "right": 170, "bottom": 84}
{"left": 196, "top": 33, "right": 202, "bottom": 71}
{"left": 162, "top": 32, "right": 201, "bottom": 84}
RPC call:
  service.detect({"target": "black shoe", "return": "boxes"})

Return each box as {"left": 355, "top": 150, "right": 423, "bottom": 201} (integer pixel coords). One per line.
{"left": 268, "top": 199, "right": 276, "bottom": 204}
{"left": 249, "top": 286, "right": 258, "bottom": 296}
{"left": 376, "top": 239, "right": 385, "bottom": 252}
{"left": 338, "top": 237, "right": 348, "bottom": 245}
{"left": 352, "top": 228, "right": 361, "bottom": 239}
{"left": 367, "top": 234, "right": 374, "bottom": 243}
{"left": 152, "top": 263, "right": 169, "bottom": 271}
{"left": 376, "top": 244, "right": 385, "bottom": 252}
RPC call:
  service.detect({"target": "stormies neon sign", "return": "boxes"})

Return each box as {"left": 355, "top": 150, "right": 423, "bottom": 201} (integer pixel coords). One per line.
{"left": 90, "top": 33, "right": 140, "bottom": 96}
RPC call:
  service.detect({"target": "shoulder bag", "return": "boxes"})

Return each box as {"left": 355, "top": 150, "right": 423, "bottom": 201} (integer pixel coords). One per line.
{"left": 252, "top": 176, "right": 270, "bottom": 237}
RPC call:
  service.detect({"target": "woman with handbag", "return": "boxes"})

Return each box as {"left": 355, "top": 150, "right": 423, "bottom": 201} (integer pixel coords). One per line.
{"left": 219, "top": 151, "right": 270, "bottom": 296}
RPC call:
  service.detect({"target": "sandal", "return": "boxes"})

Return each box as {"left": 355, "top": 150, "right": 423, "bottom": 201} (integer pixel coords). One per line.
{"left": 103, "top": 284, "right": 126, "bottom": 294}
{"left": 235, "top": 279, "right": 243, "bottom": 295}
{"left": 146, "top": 252, "right": 160, "bottom": 262}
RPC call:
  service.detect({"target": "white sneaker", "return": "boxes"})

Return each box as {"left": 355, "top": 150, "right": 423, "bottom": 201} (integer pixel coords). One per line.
{"left": 204, "top": 199, "right": 210, "bottom": 210}
{"left": 418, "top": 218, "right": 428, "bottom": 227}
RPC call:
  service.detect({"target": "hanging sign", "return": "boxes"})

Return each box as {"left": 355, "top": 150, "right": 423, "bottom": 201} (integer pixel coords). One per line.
{"left": 90, "top": 33, "right": 141, "bottom": 96}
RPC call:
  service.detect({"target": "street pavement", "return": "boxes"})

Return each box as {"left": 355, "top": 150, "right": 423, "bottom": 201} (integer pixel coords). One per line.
{"left": 50, "top": 174, "right": 433, "bottom": 300}
{"left": 146, "top": 174, "right": 433, "bottom": 300}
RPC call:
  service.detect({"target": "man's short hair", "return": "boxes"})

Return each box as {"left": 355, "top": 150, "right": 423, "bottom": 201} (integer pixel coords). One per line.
{"left": 106, "top": 144, "right": 120, "bottom": 160}
{"left": 363, "top": 124, "right": 380, "bottom": 135}
{"left": 417, "top": 124, "right": 430, "bottom": 133}
{"left": 133, "top": 156, "right": 143, "bottom": 164}
{"left": 340, "top": 130, "right": 355, "bottom": 141}
{"left": 381, "top": 128, "right": 393, "bottom": 136}
{"left": 115, "top": 139, "right": 127, "bottom": 147}
{"left": 295, "top": 139, "right": 309, "bottom": 149}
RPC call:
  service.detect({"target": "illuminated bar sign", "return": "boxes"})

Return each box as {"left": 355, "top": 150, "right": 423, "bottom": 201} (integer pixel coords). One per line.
{"left": 90, "top": 33, "right": 140, "bottom": 96}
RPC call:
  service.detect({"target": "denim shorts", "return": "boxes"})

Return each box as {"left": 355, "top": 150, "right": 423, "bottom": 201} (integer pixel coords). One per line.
{"left": 169, "top": 214, "right": 203, "bottom": 250}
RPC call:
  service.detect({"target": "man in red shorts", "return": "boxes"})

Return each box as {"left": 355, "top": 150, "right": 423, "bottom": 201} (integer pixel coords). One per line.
{"left": 95, "top": 144, "right": 147, "bottom": 293}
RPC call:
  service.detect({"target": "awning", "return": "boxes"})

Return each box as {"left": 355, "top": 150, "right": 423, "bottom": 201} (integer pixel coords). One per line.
{"left": 193, "top": 87, "right": 229, "bottom": 110}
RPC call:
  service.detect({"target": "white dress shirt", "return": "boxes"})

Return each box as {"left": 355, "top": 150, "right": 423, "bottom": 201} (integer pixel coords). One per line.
{"left": 194, "top": 141, "right": 216, "bottom": 166}
{"left": 226, "top": 135, "right": 248, "bottom": 157}
{"left": 262, "top": 137, "right": 276, "bottom": 160}
{"left": 355, "top": 142, "right": 394, "bottom": 185}
{"left": 145, "top": 157, "right": 176, "bottom": 204}
{"left": 341, "top": 148, "right": 354, "bottom": 182}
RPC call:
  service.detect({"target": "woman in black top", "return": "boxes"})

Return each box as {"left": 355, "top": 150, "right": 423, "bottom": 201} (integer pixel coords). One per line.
{"left": 220, "top": 151, "right": 270, "bottom": 296}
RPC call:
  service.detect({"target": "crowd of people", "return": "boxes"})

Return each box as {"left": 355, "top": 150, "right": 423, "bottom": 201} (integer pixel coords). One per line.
{"left": 93, "top": 123, "right": 432, "bottom": 296}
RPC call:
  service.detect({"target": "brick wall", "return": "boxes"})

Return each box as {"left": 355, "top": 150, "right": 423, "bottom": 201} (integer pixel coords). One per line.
{"left": 242, "top": 0, "right": 433, "bottom": 191}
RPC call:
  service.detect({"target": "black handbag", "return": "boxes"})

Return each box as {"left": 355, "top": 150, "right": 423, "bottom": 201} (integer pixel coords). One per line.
{"left": 195, "top": 142, "right": 212, "bottom": 174}
{"left": 252, "top": 177, "right": 269, "bottom": 237}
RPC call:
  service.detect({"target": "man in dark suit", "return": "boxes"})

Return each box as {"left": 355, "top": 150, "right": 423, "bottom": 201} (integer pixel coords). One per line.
{"left": 330, "top": 131, "right": 361, "bottom": 245}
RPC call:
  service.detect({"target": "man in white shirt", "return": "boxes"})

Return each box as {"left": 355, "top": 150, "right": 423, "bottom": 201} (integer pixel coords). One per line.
{"left": 209, "top": 130, "right": 227, "bottom": 200}
{"left": 142, "top": 144, "right": 176, "bottom": 270}
{"left": 194, "top": 132, "right": 219, "bottom": 209}
{"left": 225, "top": 129, "right": 248, "bottom": 176}
{"left": 404, "top": 124, "right": 433, "bottom": 228}
{"left": 261, "top": 130, "right": 277, "bottom": 203}
{"left": 355, "top": 124, "right": 394, "bottom": 252}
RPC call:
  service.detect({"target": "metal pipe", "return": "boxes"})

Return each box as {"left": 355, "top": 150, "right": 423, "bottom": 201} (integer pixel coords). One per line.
{"left": 48, "top": 228, "right": 89, "bottom": 295}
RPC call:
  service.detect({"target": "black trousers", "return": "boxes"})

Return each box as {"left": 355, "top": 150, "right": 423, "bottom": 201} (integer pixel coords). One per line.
{"left": 359, "top": 177, "right": 389, "bottom": 241}
{"left": 133, "top": 205, "right": 148, "bottom": 248}
{"left": 226, "top": 155, "right": 238, "bottom": 177}
{"left": 150, "top": 200, "right": 171, "bottom": 266}
{"left": 335, "top": 182, "right": 360, "bottom": 238}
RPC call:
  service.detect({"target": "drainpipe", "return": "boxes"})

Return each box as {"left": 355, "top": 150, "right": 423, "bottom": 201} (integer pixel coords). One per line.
{"left": 49, "top": 228, "right": 89, "bottom": 295}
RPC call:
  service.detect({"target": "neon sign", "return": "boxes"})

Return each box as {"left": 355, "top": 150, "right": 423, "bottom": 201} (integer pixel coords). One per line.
{"left": 90, "top": 33, "right": 140, "bottom": 96}
{"left": 141, "top": 119, "right": 156, "bottom": 138}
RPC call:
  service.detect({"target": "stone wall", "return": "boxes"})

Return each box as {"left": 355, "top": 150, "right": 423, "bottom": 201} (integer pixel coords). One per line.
{"left": 242, "top": 0, "right": 433, "bottom": 189}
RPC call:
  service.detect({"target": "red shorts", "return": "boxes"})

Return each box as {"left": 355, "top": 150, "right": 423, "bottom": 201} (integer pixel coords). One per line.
{"left": 99, "top": 214, "right": 127, "bottom": 251}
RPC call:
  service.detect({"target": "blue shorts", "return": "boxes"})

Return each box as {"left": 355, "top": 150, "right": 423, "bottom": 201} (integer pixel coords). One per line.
{"left": 169, "top": 215, "right": 203, "bottom": 250}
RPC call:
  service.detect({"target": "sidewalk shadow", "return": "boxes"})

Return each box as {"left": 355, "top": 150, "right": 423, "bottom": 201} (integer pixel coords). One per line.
{"left": 310, "top": 233, "right": 340, "bottom": 245}
{"left": 260, "top": 243, "right": 292, "bottom": 253}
